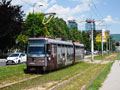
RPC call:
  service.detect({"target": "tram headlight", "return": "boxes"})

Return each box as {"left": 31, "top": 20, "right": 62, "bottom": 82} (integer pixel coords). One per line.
{"left": 48, "top": 57, "right": 51, "bottom": 60}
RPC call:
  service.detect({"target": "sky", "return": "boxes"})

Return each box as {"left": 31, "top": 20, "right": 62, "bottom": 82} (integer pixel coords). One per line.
{"left": 11, "top": 0, "right": 120, "bottom": 34}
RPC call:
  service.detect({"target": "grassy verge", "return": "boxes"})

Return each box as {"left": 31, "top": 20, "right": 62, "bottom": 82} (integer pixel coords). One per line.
{"left": 57, "top": 53, "right": 118, "bottom": 90}
{"left": 86, "top": 53, "right": 120, "bottom": 90}
{"left": 87, "top": 53, "right": 115, "bottom": 60}
{"left": 0, "top": 64, "right": 36, "bottom": 86}
{"left": 58, "top": 64, "right": 105, "bottom": 90}
{"left": 86, "top": 61, "right": 114, "bottom": 90}
{"left": 1, "top": 62, "right": 94, "bottom": 90}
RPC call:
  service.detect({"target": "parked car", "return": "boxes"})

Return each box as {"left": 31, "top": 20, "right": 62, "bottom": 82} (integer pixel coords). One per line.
{"left": 86, "top": 51, "right": 91, "bottom": 55}
{"left": 6, "top": 53, "right": 26, "bottom": 65}
{"left": 94, "top": 50, "right": 98, "bottom": 54}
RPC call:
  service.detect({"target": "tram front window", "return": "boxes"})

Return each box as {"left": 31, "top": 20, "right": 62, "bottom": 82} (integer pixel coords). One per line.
{"left": 28, "top": 47, "right": 45, "bottom": 57}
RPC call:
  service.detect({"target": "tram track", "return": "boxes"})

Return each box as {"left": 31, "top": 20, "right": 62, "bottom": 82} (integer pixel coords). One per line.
{"left": 50, "top": 55, "right": 116, "bottom": 90}
{"left": 0, "top": 54, "right": 116, "bottom": 90}
{"left": 50, "top": 63, "right": 101, "bottom": 90}
{"left": 0, "top": 74, "right": 43, "bottom": 89}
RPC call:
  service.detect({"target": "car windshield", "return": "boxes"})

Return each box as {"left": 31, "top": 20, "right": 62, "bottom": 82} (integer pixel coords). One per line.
{"left": 28, "top": 47, "right": 45, "bottom": 57}
{"left": 9, "top": 54, "right": 19, "bottom": 57}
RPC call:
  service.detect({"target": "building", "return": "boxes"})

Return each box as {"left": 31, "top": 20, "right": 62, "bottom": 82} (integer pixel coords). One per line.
{"left": 68, "top": 19, "right": 78, "bottom": 30}
{"left": 85, "top": 19, "right": 96, "bottom": 31}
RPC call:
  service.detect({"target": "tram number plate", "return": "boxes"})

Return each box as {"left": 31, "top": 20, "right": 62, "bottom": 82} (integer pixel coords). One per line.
{"left": 8, "top": 61, "right": 12, "bottom": 63}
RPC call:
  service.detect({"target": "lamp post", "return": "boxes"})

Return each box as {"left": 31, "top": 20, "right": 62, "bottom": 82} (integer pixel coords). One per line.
{"left": 32, "top": 3, "right": 43, "bottom": 37}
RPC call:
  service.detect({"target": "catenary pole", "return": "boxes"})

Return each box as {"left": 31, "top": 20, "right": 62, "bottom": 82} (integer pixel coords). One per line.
{"left": 102, "top": 29, "right": 104, "bottom": 57}
{"left": 91, "top": 20, "right": 94, "bottom": 62}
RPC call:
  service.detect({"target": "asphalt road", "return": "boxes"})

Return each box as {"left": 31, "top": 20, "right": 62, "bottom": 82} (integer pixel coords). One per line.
{"left": 0, "top": 59, "right": 6, "bottom": 66}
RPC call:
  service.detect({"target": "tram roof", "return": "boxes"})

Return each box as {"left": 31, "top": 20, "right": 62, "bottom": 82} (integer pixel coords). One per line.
{"left": 29, "top": 38, "right": 73, "bottom": 45}
{"left": 74, "top": 43, "right": 84, "bottom": 47}
{"left": 29, "top": 38, "right": 84, "bottom": 47}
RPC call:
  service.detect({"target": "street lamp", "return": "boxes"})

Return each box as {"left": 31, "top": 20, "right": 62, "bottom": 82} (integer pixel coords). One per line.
{"left": 32, "top": 3, "right": 43, "bottom": 37}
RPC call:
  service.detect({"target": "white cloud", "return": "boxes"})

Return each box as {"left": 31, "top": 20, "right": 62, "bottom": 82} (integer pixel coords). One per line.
{"left": 46, "top": 4, "right": 89, "bottom": 21}
{"left": 11, "top": 0, "right": 56, "bottom": 15}
{"left": 103, "top": 16, "right": 120, "bottom": 24}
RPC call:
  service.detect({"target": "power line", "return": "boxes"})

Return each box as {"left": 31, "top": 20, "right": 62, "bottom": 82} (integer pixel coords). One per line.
{"left": 91, "top": 0, "right": 104, "bottom": 19}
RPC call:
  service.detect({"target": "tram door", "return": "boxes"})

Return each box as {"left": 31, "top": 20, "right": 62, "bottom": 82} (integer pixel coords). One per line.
{"left": 51, "top": 44, "right": 57, "bottom": 69}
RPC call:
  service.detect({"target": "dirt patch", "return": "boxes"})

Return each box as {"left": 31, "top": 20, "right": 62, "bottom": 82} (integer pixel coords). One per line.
{"left": 105, "top": 54, "right": 116, "bottom": 60}
{"left": 101, "top": 61, "right": 111, "bottom": 64}
{"left": 26, "top": 81, "right": 58, "bottom": 90}
{"left": 81, "top": 84, "right": 86, "bottom": 90}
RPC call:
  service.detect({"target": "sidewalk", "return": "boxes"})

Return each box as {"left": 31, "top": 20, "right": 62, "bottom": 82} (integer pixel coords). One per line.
{"left": 100, "top": 60, "right": 120, "bottom": 90}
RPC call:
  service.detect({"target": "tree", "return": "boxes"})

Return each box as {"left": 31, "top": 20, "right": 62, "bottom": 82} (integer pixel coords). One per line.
{"left": 82, "top": 31, "right": 91, "bottom": 51}
{"left": 24, "top": 13, "right": 45, "bottom": 37}
{"left": 0, "top": 0, "right": 24, "bottom": 52}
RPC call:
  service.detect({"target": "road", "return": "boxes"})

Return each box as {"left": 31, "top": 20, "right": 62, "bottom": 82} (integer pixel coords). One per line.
{"left": 0, "top": 59, "right": 6, "bottom": 66}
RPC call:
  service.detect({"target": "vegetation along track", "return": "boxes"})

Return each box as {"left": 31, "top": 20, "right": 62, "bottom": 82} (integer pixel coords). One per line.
{"left": 0, "top": 75, "right": 42, "bottom": 89}
{"left": 50, "top": 63, "right": 104, "bottom": 90}
{"left": 50, "top": 54, "right": 116, "bottom": 90}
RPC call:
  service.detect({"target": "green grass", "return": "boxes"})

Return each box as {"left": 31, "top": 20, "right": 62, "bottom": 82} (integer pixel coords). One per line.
{"left": 0, "top": 64, "right": 36, "bottom": 86}
{"left": 87, "top": 53, "right": 115, "bottom": 60}
{"left": 58, "top": 64, "right": 105, "bottom": 90}
{"left": 57, "top": 53, "right": 118, "bottom": 90}
{"left": 86, "top": 61, "right": 114, "bottom": 90}
{"left": 1, "top": 62, "right": 94, "bottom": 90}
{"left": 86, "top": 53, "right": 120, "bottom": 90}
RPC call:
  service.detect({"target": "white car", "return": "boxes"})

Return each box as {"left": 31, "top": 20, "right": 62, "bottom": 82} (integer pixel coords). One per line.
{"left": 6, "top": 53, "right": 26, "bottom": 65}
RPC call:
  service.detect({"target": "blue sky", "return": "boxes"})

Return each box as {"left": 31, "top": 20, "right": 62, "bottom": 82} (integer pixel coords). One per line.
{"left": 11, "top": 0, "right": 120, "bottom": 34}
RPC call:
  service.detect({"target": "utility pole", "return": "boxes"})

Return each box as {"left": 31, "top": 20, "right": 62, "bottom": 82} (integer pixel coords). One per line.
{"left": 91, "top": 20, "right": 94, "bottom": 62}
{"left": 109, "top": 33, "right": 111, "bottom": 53}
{"left": 106, "top": 38, "right": 108, "bottom": 53}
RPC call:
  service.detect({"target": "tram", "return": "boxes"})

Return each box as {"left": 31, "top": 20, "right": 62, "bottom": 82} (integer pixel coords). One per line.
{"left": 26, "top": 37, "right": 84, "bottom": 72}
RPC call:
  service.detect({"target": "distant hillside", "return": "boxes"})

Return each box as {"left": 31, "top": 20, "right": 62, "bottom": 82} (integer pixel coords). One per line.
{"left": 111, "top": 34, "right": 120, "bottom": 42}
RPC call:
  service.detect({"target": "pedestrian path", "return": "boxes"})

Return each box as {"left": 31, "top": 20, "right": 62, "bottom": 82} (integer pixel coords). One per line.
{"left": 100, "top": 60, "right": 120, "bottom": 90}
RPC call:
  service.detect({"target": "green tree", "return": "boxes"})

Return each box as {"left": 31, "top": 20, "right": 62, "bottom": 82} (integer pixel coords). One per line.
{"left": 0, "top": 0, "right": 24, "bottom": 52}
{"left": 82, "top": 31, "right": 91, "bottom": 51}
{"left": 24, "top": 13, "right": 45, "bottom": 37}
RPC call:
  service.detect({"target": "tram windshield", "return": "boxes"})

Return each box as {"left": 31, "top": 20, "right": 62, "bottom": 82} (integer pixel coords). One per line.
{"left": 28, "top": 47, "right": 45, "bottom": 57}
{"left": 27, "top": 39, "right": 45, "bottom": 57}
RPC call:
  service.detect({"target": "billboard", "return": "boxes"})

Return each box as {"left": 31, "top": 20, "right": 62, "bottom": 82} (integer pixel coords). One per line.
{"left": 96, "top": 29, "right": 109, "bottom": 42}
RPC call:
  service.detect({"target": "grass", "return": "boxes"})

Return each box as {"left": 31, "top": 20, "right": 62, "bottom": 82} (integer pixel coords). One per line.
{"left": 0, "top": 64, "right": 36, "bottom": 86}
{"left": 1, "top": 53, "right": 119, "bottom": 90}
{"left": 86, "top": 61, "right": 114, "bottom": 90}
{"left": 57, "top": 53, "right": 118, "bottom": 90}
{"left": 58, "top": 64, "right": 105, "bottom": 90}
{"left": 87, "top": 53, "right": 115, "bottom": 60}
{"left": 1, "top": 62, "right": 94, "bottom": 90}
{"left": 86, "top": 53, "right": 120, "bottom": 90}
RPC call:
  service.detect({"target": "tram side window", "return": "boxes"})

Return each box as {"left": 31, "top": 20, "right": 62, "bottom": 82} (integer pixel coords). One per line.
{"left": 62, "top": 45, "right": 65, "bottom": 58}
{"left": 57, "top": 45, "right": 60, "bottom": 56}
{"left": 52, "top": 44, "right": 54, "bottom": 56}
{"left": 46, "top": 44, "right": 50, "bottom": 56}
